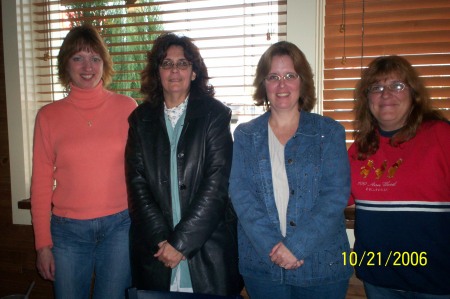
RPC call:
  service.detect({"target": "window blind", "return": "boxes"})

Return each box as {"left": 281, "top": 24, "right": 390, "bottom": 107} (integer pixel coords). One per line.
{"left": 324, "top": 0, "right": 450, "bottom": 144}
{"left": 32, "top": 0, "right": 287, "bottom": 120}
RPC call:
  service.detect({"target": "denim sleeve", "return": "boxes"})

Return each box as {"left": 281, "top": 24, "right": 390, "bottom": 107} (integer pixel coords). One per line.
{"left": 283, "top": 122, "right": 350, "bottom": 259}
{"left": 229, "top": 128, "right": 281, "bottom": 258}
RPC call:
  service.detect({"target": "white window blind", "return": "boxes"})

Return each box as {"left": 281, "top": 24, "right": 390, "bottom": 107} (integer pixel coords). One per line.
{"left": 33, "top": 0, "right": 287, "bottom": 121}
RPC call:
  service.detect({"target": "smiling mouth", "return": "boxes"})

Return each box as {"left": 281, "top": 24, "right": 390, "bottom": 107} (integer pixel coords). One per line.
{"left": 380, "top": 104, "right": 397, "bottom": 108}
{"left": 276, "top": 92, "right": 290, "bottom": 97}
{"left": 81, "top": 74, "right": 94, "bottom": 80}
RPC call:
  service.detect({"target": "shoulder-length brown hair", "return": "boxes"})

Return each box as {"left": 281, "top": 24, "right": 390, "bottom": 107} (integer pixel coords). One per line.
{"left": 140, "top": 32, "right": 213, "bottom": 105}
{"left": 57, "top": 23, "right": 113, "bottom": 90}
{"left": 253, "top": 41, "right": 316, "bottom": 111}
{"left": 353, "top": 55, "right": 446, "bottom": 160}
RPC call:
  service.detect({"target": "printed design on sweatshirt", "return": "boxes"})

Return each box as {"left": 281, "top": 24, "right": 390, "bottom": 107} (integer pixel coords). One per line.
{"left": 360, "top": 158, "right": 403, "bottom": 179}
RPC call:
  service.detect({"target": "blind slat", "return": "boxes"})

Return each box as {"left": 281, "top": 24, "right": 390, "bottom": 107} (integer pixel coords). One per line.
{"left": 324, "top": 54, "right": 450, "bottom": 69}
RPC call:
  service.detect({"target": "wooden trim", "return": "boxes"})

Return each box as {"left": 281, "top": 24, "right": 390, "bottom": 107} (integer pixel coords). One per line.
{"left": 18, "top": 198, "right": 31, "bottom": 210}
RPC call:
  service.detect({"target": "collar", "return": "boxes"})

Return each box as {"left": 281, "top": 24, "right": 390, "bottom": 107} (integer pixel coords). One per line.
{"left": 164, "top": 95, "right": 189, "bottom": 128}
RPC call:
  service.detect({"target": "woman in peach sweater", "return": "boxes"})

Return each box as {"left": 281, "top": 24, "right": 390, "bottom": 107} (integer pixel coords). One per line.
{"left": 31, "top": 24, "right": 136, "bottom": 299}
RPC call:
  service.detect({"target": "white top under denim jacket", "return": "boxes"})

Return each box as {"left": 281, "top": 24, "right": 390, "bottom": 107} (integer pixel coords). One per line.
{"left": 268, "top": 124, "right": 289, "bottom": 237}
{"left": 229, "top": 111, "right": 353, "bottom": 286}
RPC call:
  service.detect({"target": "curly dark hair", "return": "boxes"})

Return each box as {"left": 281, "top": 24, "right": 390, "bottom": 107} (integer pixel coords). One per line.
{"left": 140, "top": 32, "right": 214, "bottom": 105}
{"left": 57, "top": 23, "right": 113, "bottom": 90}
{"left": 252, "top": 41, "right": 316, "bottom": 112}
{"left": 353, "top": 55, "right": 446, "bottom": 160}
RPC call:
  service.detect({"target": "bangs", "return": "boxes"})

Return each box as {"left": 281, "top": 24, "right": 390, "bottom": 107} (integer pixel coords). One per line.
{"left": 372, "top": 70, "right": 405, "bottom": 84}
{"left": 73, "top": 39, "right": 101, "bottom": 54}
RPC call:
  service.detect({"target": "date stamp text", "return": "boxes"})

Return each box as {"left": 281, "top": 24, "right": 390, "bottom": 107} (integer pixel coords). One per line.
{"left": 342, "top": 251, "right": 427, "bottom": 267}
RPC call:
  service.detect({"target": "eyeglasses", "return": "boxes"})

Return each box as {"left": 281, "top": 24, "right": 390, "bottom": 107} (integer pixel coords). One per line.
{"left": 265, "top": 73, "right": 300, "bottom": 83}
{"left": 367, "top": 82, "right": 407, "bottom": 94}
{"left": 160, "top": 60, "right": 192, "bottom": 70}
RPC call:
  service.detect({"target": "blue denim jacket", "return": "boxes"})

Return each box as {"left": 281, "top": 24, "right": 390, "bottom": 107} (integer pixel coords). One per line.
{"left": 229, "top": 111, "right": 352, "bottom": 286}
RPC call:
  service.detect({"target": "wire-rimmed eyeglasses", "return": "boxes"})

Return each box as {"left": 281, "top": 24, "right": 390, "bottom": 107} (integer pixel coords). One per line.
{"left": 160, "top": 60, "right": 192, "bottom": 70}
{"left": 367, "top": 82, "right": 407, "bottom": 94}
{"left": 265, "top": 73, "right": 300, "bottom": 83}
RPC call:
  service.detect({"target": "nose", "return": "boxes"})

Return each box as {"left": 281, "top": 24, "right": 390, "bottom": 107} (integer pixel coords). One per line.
{"left": 84, "top": 60, "right": 93, "bottom": 70}
{"left": 170, "top": 65, "right": 179, "bottom": 72}
{"left": 380, "top": 88, "right": 390, "bottom": 98}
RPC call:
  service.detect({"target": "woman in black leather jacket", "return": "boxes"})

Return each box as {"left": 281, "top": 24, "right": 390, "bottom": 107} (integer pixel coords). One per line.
{"left": 125, "top": 32, "right": 242, "bottom": 296}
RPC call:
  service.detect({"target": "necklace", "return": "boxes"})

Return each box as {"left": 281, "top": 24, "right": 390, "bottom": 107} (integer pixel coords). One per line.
{"left": 69, "top": 99, "right": 106, "bottom": 127}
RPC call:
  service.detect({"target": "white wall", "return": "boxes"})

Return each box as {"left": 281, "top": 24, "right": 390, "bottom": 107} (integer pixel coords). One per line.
{"left": 287, "top": 0, "right": 324, "bottom": 114}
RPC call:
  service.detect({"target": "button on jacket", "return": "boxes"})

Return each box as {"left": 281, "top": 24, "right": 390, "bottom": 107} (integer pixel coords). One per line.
{"left": 125, "top": 95, "right": 242, "bottom": 295}
{"left": 229, "top": 111, "right": 353, "bottom": 286}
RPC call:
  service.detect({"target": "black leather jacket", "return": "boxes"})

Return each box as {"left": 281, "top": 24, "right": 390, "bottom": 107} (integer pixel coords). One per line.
{"left": 125, "top": 94, "right": 242, "bottom": 295}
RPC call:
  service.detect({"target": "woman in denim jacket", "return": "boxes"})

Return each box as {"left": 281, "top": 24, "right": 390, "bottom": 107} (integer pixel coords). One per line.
{"left": 229, "top": 41, "right": 352, "bottom": 299}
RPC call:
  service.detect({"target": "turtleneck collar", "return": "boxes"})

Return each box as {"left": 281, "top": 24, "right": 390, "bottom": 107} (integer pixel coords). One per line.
{"left": 68, "top": 81, "right": 111, "bottom": 109}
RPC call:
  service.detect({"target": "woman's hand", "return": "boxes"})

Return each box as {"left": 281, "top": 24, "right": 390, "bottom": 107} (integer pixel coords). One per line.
{"left": 36, "top": 246, "right": 55, "bottom": 281}
{"left": 154, "top": 241, "right": 186, "bottom": 269}
{"left": 269, "top": 242, "right": 304, "bottom": 270}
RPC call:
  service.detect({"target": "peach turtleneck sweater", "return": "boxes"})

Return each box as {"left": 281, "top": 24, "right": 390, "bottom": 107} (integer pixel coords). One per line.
{"left": 31, "top": 82, "right": 137, "bottom": 250}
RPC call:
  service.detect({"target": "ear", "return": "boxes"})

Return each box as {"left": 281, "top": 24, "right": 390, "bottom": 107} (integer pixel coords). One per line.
{"left": 191, "top": 72, "right": 196, "bottom": 81}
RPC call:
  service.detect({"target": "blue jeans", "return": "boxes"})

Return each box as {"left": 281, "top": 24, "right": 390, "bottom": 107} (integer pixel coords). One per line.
{"left": 364, "top": 282, "right": 450, "bottom": 299}
{"left": 51, "top": 210, "right": 131, "bottom": 299}
{"left": 243, "top": 276, "right": 349, "bottom": 299}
